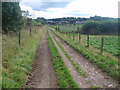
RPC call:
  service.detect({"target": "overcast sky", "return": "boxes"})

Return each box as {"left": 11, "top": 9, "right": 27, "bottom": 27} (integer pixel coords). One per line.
{"left": 20, "top": 0, "right": 119, "bottom": 19}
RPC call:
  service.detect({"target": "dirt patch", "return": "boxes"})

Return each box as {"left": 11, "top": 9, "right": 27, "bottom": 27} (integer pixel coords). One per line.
{"left": 25, "top": 30, "right": 57, "bottom": 88}
{"left": 50, "top": 31, "right": 118, "bottom": 88}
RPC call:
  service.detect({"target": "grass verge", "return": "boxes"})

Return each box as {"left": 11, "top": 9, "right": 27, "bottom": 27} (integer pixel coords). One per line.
{"left": 50, "top": 32, "right": 87, "bottom": 78}
{"left": 47, "top": 30, "right": 78, "bottom": 88}
{"left": 2, "top": 26, "right": 43, "bottom": 88}
{"left": 50, "top": 27, "right": 119, "bottom": 81}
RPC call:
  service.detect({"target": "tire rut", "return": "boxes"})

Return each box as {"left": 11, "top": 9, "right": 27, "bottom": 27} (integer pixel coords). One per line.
{"left": 25, "top": 29, "right": 57, "bottom": 88}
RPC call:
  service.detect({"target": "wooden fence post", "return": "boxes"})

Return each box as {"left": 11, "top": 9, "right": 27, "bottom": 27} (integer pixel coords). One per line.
{"left": 100, "top": 37, "right": 104, "bottom": 54}
{"left": 73, "top": 31, "right": 75, "bottom": 41}
{"left": 18, "top": 30, "right": 21, "bottom": 46}
{"left": 36, "top": 26, "right": 37, "bottom": 33}
{"left": 62, "top": 30, "right": 63, "bottom": 34}
{"left": 66, "top": 30, "right": 67, "bottom": 36}
{"left": 55, "top": 27, "right": 57, "bottom": 31}
{"left": 37, "top": 26, "right": 38, "bottom": 31}
{"left": 30, "top": 23, "right": 32, "bottom": 37}
{"left": 78, "top": 27, "right": 81, "bottom": 42}
{"left": 79, "top": 33, "right": 81, "bottom": 42}
{"left": 69, "top": 31, "right": 70, "bottom": 38}
{"left": 58, "top": 26, "right": 59, "bottom": 32}
{"left": 87, "top": 34, "right": 89, "bottom": 47}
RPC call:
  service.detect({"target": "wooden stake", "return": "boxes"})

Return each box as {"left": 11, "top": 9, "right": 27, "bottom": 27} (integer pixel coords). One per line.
{"left": 69, "top": 31, "right": 70, "bottom": 38}
{"left": 100, "top": 37, "right": 104, "bottom": 55}
{"left": 30, "top": 24, "right": 32, "bottom": 37}
{"left": 87, "top": 35, "right": 89, "bottom": 47}
{"left": 73, "top": 31, "right": 75, "bottom": 41}
{"left": 18, "top": 30, "right": 21, "bottom": 46}
{"left": 78, "top": 27, "right": 81, "bottom": 42}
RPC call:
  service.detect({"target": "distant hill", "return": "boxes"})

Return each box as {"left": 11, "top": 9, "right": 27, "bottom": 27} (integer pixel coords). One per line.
{"left": 46, "top": 16, "right": 117, "bottom": 24}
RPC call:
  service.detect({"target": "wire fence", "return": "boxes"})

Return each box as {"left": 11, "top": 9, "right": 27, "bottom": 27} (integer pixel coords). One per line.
{"left": 2, "top": 25, "right": 42, "bottom": 62}
{"left": 52, "top": 25, "right": 119, "bottom": 56}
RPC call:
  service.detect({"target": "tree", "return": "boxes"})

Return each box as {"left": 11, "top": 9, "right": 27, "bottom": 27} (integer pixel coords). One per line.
{"left": 100, "top": 20, "right": 118, "bottom": 34}
{"left": 35, "top": 17, "right": 46, "bottom": 25}
{"left": 81, "top": 20, "right": 118, "bottom": 35}
{"left": 2, "top": 2, "right": 23, "bottom": 33}
{"left": 81, "top": 20, "right": 100, "bottom": 34}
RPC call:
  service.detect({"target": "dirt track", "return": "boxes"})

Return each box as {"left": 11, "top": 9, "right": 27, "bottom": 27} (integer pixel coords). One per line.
{"left": 49, "top": 30, "right": 118, "bottom": 88}
{"left": 24, "top": 27, "right": 118, "bottom": 88}
{"left": 25, "top": 29, "right": 57, "bottom": 88}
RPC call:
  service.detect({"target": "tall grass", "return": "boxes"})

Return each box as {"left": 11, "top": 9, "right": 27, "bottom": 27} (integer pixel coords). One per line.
{"left": 2, "top": 26, "right": 43, "bottom": 88}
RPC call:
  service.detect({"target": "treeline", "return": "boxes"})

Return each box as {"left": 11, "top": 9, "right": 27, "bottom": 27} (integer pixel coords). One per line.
{"left": 81, "top": 20, "right": 118, "bottom": 35}
{"left": 48, "top": 16, "right": 118, "bottom": 35}
{"left": 47, "top": 16, "right": 117, "bottom": 22}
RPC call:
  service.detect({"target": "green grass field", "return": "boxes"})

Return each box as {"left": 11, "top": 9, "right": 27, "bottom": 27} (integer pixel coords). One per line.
{"left": 53, "top": 24, "right": 82, "bottom": 32}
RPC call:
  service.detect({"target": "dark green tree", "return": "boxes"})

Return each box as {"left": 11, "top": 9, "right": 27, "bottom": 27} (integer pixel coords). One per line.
{"left": 100, "top": 20, "right": 118, "bottom": 34}
{"left": 81, "top": 20, "right": 118, "bottom": 35}
{"left": 2, "top": 2, "right": 23, "bottom": 33}
{"left": 81, "top": 20, "right": 101, "bottom": 34}
{"left": 35, "top": 17, "right": 46, "bottom": 25}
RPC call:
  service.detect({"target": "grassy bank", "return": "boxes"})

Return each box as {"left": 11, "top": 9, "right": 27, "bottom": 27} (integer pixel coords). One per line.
{"left": 2, "top": 26, "right": 43, "bottom": 88}
{"left": 50, "top": 27, "right": 119, "bottom": 81}
{"left": 47, "top": 30, "right": 78, "bottom": 88}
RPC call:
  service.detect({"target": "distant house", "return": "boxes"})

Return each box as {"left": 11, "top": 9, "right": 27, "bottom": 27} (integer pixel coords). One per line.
{"left": 47, "top": 20, "right": 55, "bottom": 25}
{"left": 47, "top": 20, "right": 69, "bottom": 25}
{"left": 47, "top": 20, "right": 53, "bottom": 23}
{"left": 58, "top": 21, "right": 69, "bottom": 25}
{"left": 76, "top": 21, "right": 85, "bottom": 24}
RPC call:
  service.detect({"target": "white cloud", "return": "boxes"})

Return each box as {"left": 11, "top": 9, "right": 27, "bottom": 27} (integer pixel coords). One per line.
{"left": 20, "top": 0, "right": 119, "bottom": 19}
{"left": 20, "top": 4, "right": 35, "bottom": 18}
{"left": 21, "top": 0, "right": 75, "bottom": 2}
{"left": 65, "top": 0, "right": 119, "bottom": 17}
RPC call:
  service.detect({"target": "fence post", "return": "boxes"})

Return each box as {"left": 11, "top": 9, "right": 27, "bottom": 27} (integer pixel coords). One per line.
{"left": 66, "top": 30, "right": 67, "bottom": 36}
{"left": 100, "top": 37, "right": 104, "bottom": 54}
{"left": 30, "top": 23, "right": 32, "bottom": 37}
{"left": 58, "top": 26, "right": 59, "bottom": 32}
{"left": 56, "top": 27, "right": 57, "bottom": 31}
{"left": 37, "top": 26, "right": 38, "bottom": 31}
{"left": 78, "top": 27, "right": 81, "bottom": 42}
{"left": 87, "top": 34, "right": 89, "bottom": 47}
{"left": 69, "top": 31, "right": 70, "bottom": 38}
{"left": 79, "top": 33, "right": 81, "bottom": 42}
{"left": 36, "top": 26, "right": 37, "bottom": 31}
{"left": 18, "top": 30, "right": 21, "bottom": 46}
{"left": 73, "top": 31, "right": 75, "bottom": 41}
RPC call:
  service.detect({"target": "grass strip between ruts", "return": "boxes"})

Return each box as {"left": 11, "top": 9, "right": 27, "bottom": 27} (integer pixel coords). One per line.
{"left": 50, "top": 31, "right": 88, "bottom": 78}
{"left": 47, "top": 29, "right": 79, "bottom": 88}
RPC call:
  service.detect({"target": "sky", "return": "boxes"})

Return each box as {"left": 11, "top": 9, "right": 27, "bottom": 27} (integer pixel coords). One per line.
{"left": 20, "top": 0, "right": 119, "bottom": 19}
